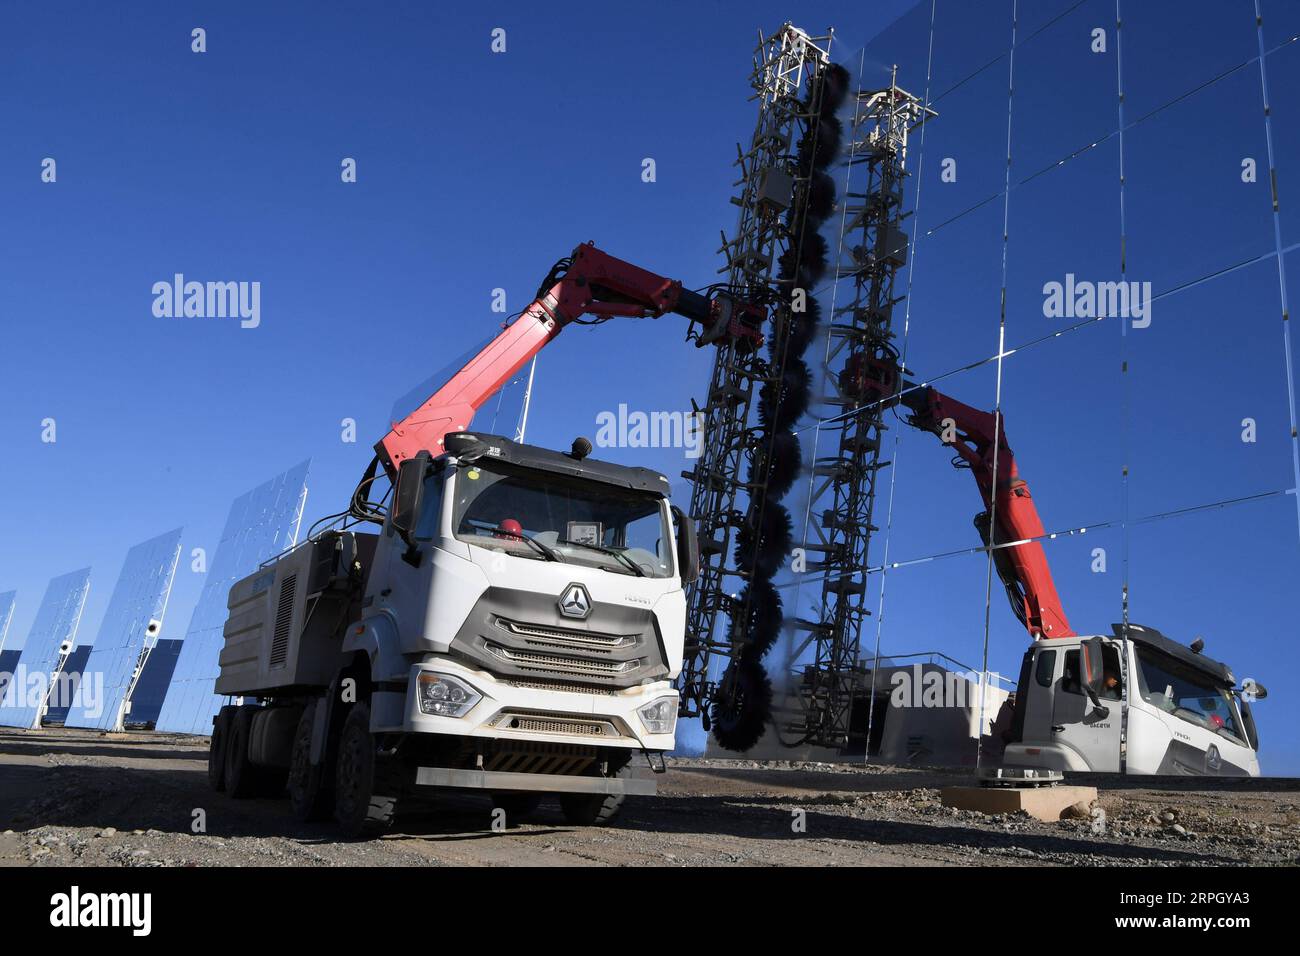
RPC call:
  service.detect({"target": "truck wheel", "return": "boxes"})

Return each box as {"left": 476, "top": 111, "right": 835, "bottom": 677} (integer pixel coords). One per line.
{"left": 559, "top": 791, "right": 625, "bottom": 827}
{"left": 492, "top": 792, "right": 543, "bottom": 825}
{"left": 333, "top": 702, "right": 395, "bottom": 836}
{"left": 288, "top": 701, "right": 332, "bottom": 821}
{"left": 225, "top": 706, "right": 262, "bottom": 799}
{"left": 208, "top": 706, "right": 236, "bottom": 792}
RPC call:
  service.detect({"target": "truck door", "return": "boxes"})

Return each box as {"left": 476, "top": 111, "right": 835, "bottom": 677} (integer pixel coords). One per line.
{"left": 1052, "top": 644, "right": 1122, "bottom": 771}
{"left": 382, "top": 467, "right": 446, "bottom": 627}
{"left": 1017, "top": 645, "right": 1060, "bottom": 745}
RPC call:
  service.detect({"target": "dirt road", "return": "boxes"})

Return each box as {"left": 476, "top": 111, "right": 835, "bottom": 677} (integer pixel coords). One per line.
{"left": 2, "top": 728, "right": 1297, "bottom": 867}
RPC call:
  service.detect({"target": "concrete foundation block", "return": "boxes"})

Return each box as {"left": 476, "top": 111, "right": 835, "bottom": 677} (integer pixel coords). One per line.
{"left": 940, "top": 784, "right": 1098, "bottom": 822}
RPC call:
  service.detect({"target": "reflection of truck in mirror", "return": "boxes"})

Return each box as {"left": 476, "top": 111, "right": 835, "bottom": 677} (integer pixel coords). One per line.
{"left": 895, "top": 383, "right": 1266, "bottom": 778}
{"left": 1002, "top": 625, "right": 1263, "bottom": 777}
{"left": 209, "top": 432, "right": 697, "bottom": 835}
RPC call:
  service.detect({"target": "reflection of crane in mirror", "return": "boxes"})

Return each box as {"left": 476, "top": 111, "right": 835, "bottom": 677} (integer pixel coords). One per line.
{"left": 512, "top": 356, "right": 537, "bottom": 444}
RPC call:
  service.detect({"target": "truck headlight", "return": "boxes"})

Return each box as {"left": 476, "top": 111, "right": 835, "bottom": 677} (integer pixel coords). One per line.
{"left": 637, "top": 696, "right": 678, "bottom": 735}
{"left": 417, "top": 672, "right": 481, "bottom": 718}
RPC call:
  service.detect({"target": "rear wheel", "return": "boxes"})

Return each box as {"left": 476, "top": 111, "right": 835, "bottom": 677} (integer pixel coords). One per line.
{"left": 225, "top": 707, "right": 261, "bottom": 798}
{"left": 208, "top": 706, "right": 236, "bottom": 792}
{"left": 288, "top": 700, "right": 332, "bottom": 821}
{"left": 333, "top": 702, "right": 396, "bottom": 837}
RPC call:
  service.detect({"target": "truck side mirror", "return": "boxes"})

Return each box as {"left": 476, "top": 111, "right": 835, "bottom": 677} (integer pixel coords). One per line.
{"left": 1080, "top": 638, "right": 1104, "bottom": 693}
{"left": 391, "top": 452, "right": 430, "bottom": 549}
{"left": 671, "top": 505, "right": 700, "bottom": 585}
{"left": 1079, "top": 637, "right": 1110, "bottom": 716}
{"left": 1240, "top": 678, "right": 1268, "bottom": 701}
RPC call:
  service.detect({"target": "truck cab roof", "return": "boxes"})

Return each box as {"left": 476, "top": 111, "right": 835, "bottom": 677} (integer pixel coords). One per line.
{"left": 442, "top": 431, "right": 672, "bottom": 497}
{"left": 1109, "top": 623, "right": 1236, "bottom": 688}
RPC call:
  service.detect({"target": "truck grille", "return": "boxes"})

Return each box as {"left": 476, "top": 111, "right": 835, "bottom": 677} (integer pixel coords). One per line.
{"left": 447, "top": 587, "right": 669, "bottom": 689}
{"left": 495, "top": 617, "right": 636, "bottom": 651}
{"left": 504, "top": 678, "right": 618, "bottom": 697}
{"left": 484, "top": 641, "right": 641, "bottom": 680}
{"left": 489, "top": 711, "right": 620, "bottom": 738}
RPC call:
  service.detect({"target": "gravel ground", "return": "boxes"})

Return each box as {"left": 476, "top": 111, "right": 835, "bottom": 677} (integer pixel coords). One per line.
{"left": 2, "top": 728, "right": 1298, "bottom": 867}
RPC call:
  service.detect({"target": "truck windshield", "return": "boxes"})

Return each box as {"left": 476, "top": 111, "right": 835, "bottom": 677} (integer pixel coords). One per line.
{"left": 1134, "top": 646, "right": 1245, "bottom": 747}
{"left": 452, "top": 460, "right": 673, "bottom": 578}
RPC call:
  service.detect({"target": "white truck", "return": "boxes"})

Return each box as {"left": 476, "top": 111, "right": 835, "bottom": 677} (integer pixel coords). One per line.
{"left": 895, "top": 384, "right": 1267, "bottom": 777}
{"left": 202, "top": 244, "right": 759, "bottom": 834}
{"left": 1002, "top": 624, "right": 1264, "bottom": 776}
{"left": 209, "top": 431, "right": 698, "bottom": 833}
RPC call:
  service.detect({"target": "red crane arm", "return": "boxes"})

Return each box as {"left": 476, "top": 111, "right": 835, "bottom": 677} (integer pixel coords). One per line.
{"left": 373, "top": 242, "right": 738, "bottom": 478}
{"left": 900, "top": 386, "right": 1076, "bottom": 639}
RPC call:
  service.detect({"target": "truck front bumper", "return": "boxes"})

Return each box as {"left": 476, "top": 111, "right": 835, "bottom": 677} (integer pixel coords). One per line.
{"left": 414, "top": 766, "right": 656, "bottom": 795}
{"left": 389, "top": 658, "right": 679, "bottom": 752}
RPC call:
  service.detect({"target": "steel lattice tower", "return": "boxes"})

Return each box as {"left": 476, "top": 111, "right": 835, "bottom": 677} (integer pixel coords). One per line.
{"left": 677, "top": 24, "right": 832, "bottom": 727}
{"left": 787, "top": 73, "right": 933, "bottom": 748}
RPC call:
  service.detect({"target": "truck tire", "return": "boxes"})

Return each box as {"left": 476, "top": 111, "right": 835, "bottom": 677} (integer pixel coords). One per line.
{"left": 288, "top": 700, "right": 332, "bottom": 822}
{"left": 559, "top": 791, "right": 624, "bottom": 827}
{"left": 333, "top": 702, "right": 396, "bottom": 837}
{"left": 208, "top": 706, "right": 236, "bottom": 792}
{"left": 225, "top": 706, "right": 263, "bottom": 799}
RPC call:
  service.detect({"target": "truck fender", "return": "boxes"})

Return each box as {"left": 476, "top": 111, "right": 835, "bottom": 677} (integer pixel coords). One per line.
{"left": 341, "top": 611, "right": 407, "bottom": 684}
{"left": 312, "top": 617, "right": 402, "bottom": 766}
{"left": 310, "top": 662, "right": 368, "bottom": 767}
{"left": 309, "top": 697, "right": 329, "bottom": 767}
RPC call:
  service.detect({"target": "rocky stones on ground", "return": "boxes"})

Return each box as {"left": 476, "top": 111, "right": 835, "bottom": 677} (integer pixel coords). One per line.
{"left": 2, "top": 730, "right": 1297, "bottom": 868}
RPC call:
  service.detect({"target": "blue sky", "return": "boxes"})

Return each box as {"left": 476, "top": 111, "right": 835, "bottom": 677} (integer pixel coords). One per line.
{"left": 3, "top": 1, "right": 1299, "bottom": 771}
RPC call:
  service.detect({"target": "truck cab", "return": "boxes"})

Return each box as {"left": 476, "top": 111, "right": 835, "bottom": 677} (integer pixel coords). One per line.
{"left": 356, "top": 431, "right": 688, "bottom": 757}
{"left": 1003, "top": 624, "right": 1262, "bottom": 777}
{"left": 209, "top": 431, "right": 697, "bottom": 834}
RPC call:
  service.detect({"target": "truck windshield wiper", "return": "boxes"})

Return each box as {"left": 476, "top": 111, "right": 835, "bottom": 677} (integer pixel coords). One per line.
{"left": 559, "top": 539, "right": 646, "bottom": 576}
{"left": 497, "top": 530, "right": 563, "bottom": 562}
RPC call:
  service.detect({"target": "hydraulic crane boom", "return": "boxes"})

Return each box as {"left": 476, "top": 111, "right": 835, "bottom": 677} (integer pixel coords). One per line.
{"left": 373, "top": 242, "right": 761, "bottom": 480}
{"left": 899, "top": 385, "right": 1076, "bottom": 640}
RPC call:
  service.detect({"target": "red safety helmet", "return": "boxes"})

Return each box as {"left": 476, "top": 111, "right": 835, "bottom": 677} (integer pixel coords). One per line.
{"left": 494, "top": 518, "right": 523, "bottom": 539}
